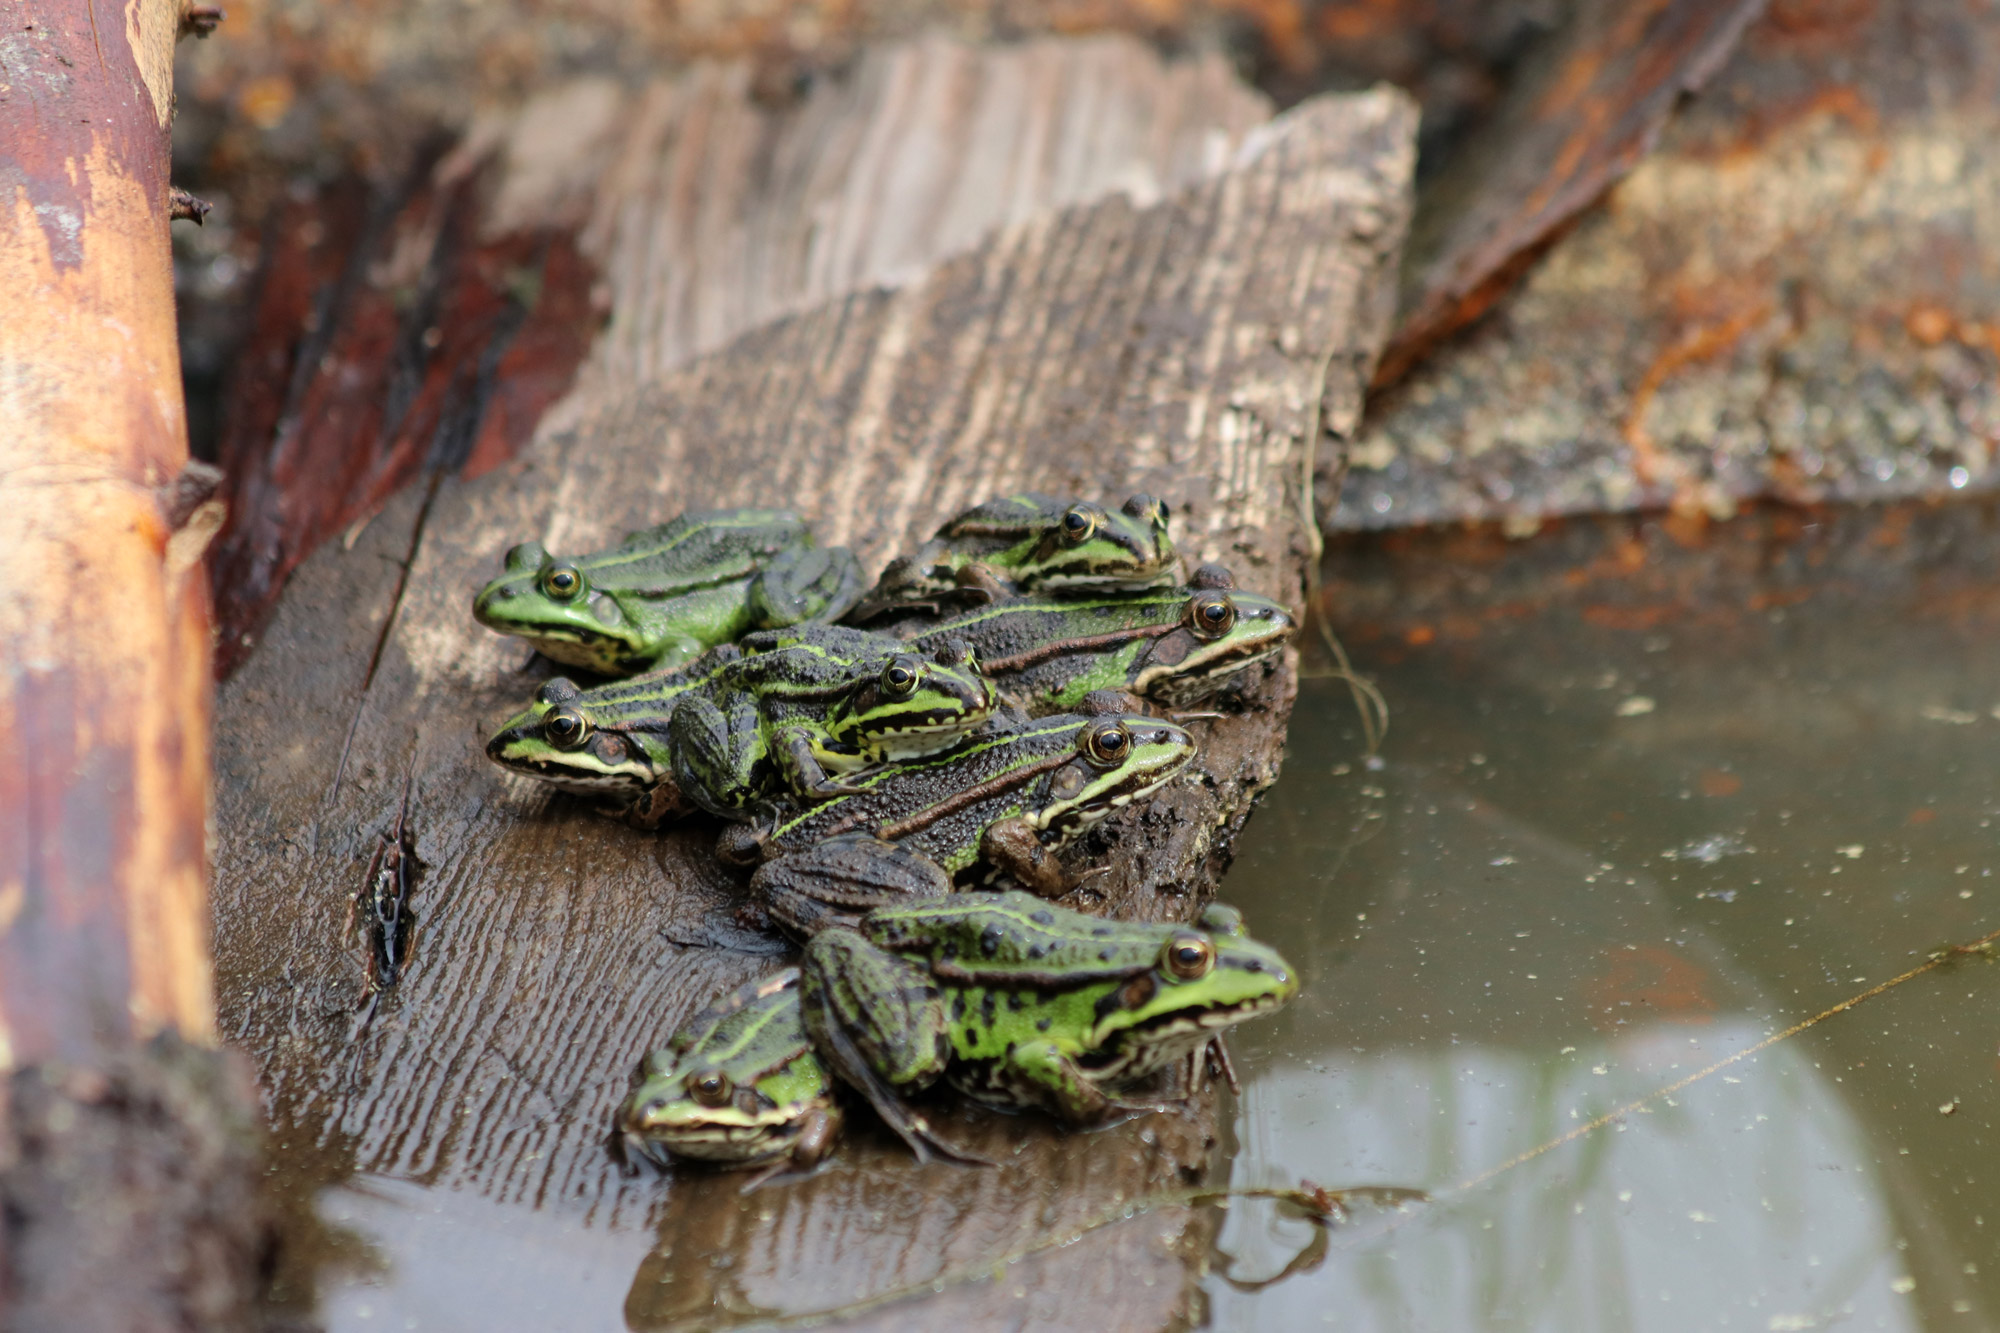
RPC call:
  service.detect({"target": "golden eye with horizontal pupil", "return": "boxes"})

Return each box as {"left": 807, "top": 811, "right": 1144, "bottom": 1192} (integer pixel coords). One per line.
{"left": 1059, "top": 504, "right": 1101, "bottom": 544}
{"left": 1186, "top": 592, "right": 1237, "bottom": 640}
{"left": 1082, "top": 721, "right": 1131, "bottom": 766}
{"left": 1161, "top": 933, "right": 1215, "bottom": 980}
{"left": 686, "top": 1070, "right": 732, "bottom": 1107}
{"left": 881, "top": 657, "right": 921, "bottom": 695}
{"left": 544, "top": 706, "right": 592, "bottom": 750}
{"left": 540, "top": 564, "right": 583, "bottom": 600}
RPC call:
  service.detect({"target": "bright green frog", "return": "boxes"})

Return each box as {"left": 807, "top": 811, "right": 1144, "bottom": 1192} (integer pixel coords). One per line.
{"left": 484, "top": 627, "right": 993, "bottom": 819}
{"left": 619, "top": 968, "right": 840, "bottom": 1182}
{"left": 665, "top": 626, "right": 995, "bottom": 818}
{"left": 473, "top": 509, "right": 863, "bottom": 675}
{"left": 907, "top": 564, "right": 1293, "bottom": 711}
{"left": 850, "top": 493, "right": 1178, "bottom": 620}
{"left": 723, "top": 703, "right": 1195, "bottom": 898}
{"left": 796, "top": 891, "right": 1297, "bottom": 1161}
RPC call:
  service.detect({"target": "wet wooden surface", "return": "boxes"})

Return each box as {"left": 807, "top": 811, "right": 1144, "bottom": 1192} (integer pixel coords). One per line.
{"left": 211, "top": 84, "right": 1414, "bottom": 1328}
{"left": 206, "top": 36, "right": 1272, "bottom": 675}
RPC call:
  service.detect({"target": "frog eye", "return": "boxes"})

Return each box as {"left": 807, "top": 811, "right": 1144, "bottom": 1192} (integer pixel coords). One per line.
{"left": 1122, "top": 494, "right": 1169, "bottom": 526}
{"left": 687, "top": 1070, "right": 733, "bottom": 1107}
{"left": 541, "top": 563, "right": 584, "bottom": 600}
{"left": 1081, "top": 720, "right": 1131, "bottom": 767}
{"left": 544, "top": 706, "right": 592, "bottom": 750}
{"left": 1059, "top": 504, "right": 1103, "bottom": 545}
{"left": 1185, "top": 592, "right": 1237, "bottom": 640}
{"left": 933, "top": 637, "right": 976, "bottom": 669}
{"left": 881, "top": 656, "right": 922, "bottom": 696}
{"left": 1161, "top": 932, "right": 1215, "bottom": 981}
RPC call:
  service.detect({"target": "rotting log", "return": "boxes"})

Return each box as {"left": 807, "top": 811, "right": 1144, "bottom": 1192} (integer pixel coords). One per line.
{"left": 1342, "top": 0, "right": 2000, "bottom": 532}
{"left": 210, "top": 59, "right": 1415, "bottom": 1327}
{"left": 0, "top": 1, "right": 262, "bottom": 1329}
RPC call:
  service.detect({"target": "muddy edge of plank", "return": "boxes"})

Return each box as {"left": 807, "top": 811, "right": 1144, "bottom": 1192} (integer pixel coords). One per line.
{"left": 212, "top": 87, "right": 1415, "bottom": 1324}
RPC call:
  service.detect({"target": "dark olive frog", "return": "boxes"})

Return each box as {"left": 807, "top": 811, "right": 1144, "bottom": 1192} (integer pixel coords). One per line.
{"left": 723, "top": 704, "right": 1196, "bottom": 897}
{"left": 619, "top": 969, "right": 839, "bottom": 1185}
{"left": 907, "top": 564, "right": 1293, "bottom": 711}
{"left": 485, "top": 625, "right": 994, "bottom": 819}
{"left": 851, "top": 493, "right": 1178, "bottom": 619}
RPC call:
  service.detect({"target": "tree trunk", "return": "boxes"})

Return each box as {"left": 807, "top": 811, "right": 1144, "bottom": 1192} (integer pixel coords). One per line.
{"left": 0, "top": 3, "right": 261, "bottom": 1328}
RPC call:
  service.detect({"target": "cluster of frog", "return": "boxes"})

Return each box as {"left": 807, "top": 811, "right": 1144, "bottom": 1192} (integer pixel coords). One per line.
{"left": 472, "top": 496, "right": 1302, "bottom": 1178}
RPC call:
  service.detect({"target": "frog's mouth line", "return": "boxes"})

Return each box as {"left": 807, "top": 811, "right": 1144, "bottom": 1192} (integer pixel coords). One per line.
{"left": 495, "top": 758, "right": 658, "bottom": 794}
{"left": 1138, "top": 642, "right": 1285, "bottom": 704}
{"left": 1043, "top": 761, "right": 1192, "bottom": 836}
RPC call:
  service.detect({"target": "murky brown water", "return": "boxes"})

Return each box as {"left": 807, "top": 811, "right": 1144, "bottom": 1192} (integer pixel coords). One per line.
{"left": 262, "top": 501, "right": 2000, "bottom": 1330}
{"left": 1211, "top": 502, "right": 2000, "bottom": 1331}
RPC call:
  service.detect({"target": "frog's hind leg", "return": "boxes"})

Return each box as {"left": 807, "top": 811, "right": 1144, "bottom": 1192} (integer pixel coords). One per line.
{"left": 751, "top": 545, "right": 867, "bottom": 627}
{"left": 668, "top": 692, "right": 766, "bottom": 817}
{"left": 770, "top": 724, "right": 870, "bottom": 801}
{"left": 800, "top": 931, "right": 988, "bottom": 1165}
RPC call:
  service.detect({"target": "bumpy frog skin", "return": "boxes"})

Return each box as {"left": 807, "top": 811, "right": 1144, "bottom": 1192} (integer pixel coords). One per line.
{"left": 721, "top": 705, "right": 1196, "bottom": 896}
{"left": 472, "top": 509, "right": 863, "bottom": 675}
{"left": 620, "top": 969, "right": 841, "bottom": 1180}
{"left": 907, "top": 565, "right": 1293, "bottom": 711}
{"left": 666, "top": 627, "right": 997, "bottom": 817}
{"left": 798, "top": 892, "right": 1298, "bottom": 1162}
{"left": 484, "top": 628, "right": 994, "bottom": 818}
{"left": 851, "top": 493, "right": 1178, "bottom": 619}
{"left": 484, "top": 669, "right": 716, "bottom": 804}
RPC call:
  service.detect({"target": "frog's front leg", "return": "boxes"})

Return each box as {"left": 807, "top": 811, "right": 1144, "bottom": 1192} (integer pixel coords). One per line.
{"left": 997, "top": 1040, "right": 1118, "bottom": 1123}
{"left": 668, "top": 691, "right": 766, "bottom": 817}
{"left": 769, "top": 723, "right": 869, "bottom": 801}
{"left": 800, "top": 930, "right": 981, "bottom": 1164}
{"left": 978, "top": 817, "right": 1073, "bottom": 897}
{"left": 640, "top": 626, "right": 713, "bottom": 675}
{"left": 751, "top": 544, "right": 866, "bottom": 626}
{"left": 950, "top": 561, "right": 1012, "bottom": 604}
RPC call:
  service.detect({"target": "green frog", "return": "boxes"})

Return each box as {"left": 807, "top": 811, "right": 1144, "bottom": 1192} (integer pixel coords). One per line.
{"left": 472, "top": 509, "right": 863, "bottom": 676}
{"left": 722, "top": 702, "right": 1195, "bottom": 897}
{"left": 619, "top": 968, "right": 841, "bottom": 1183}
{"left": 484, "top": 670, "right": 709, "bottom": 822}
{"left": 484, "top": 627, "right": 993, "bottom": 819}
{"left": 665, "top": 627, "right": 997, "bottom": 817}
{"left": 797, "top": 891, "right": 1297, "bottom": 1161}
{"left": 908, "top": 565, "right": 1294, "bottom": 711}
{"left": 850, "top": 493, "right": 1178, "bottom": 619}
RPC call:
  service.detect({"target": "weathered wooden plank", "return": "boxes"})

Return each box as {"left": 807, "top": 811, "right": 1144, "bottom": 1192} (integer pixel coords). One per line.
{"left": 213, "top": 83, "right": 1413, "bottom": 1325}
{"left": 207, "top": 36, "right": 1273, "bottom": 676}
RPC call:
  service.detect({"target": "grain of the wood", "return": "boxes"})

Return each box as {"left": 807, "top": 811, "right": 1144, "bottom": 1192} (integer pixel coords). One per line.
{"left": 488, "top": 34, "right": 1276, "bottom": 414}
{"left": 0, "top": 0, "right": 214, "bottom": 1070}
{"left": 206, "top": 36, "right": 1271, "bottom": 676}
{"left": 213, "top": 81, "right": 1413, "bottom": 1326}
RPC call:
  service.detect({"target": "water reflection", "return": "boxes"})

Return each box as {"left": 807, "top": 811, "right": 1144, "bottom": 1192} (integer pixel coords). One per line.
{"left": 1211, "top": 506, "right": 2000, "bottom": 1330}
